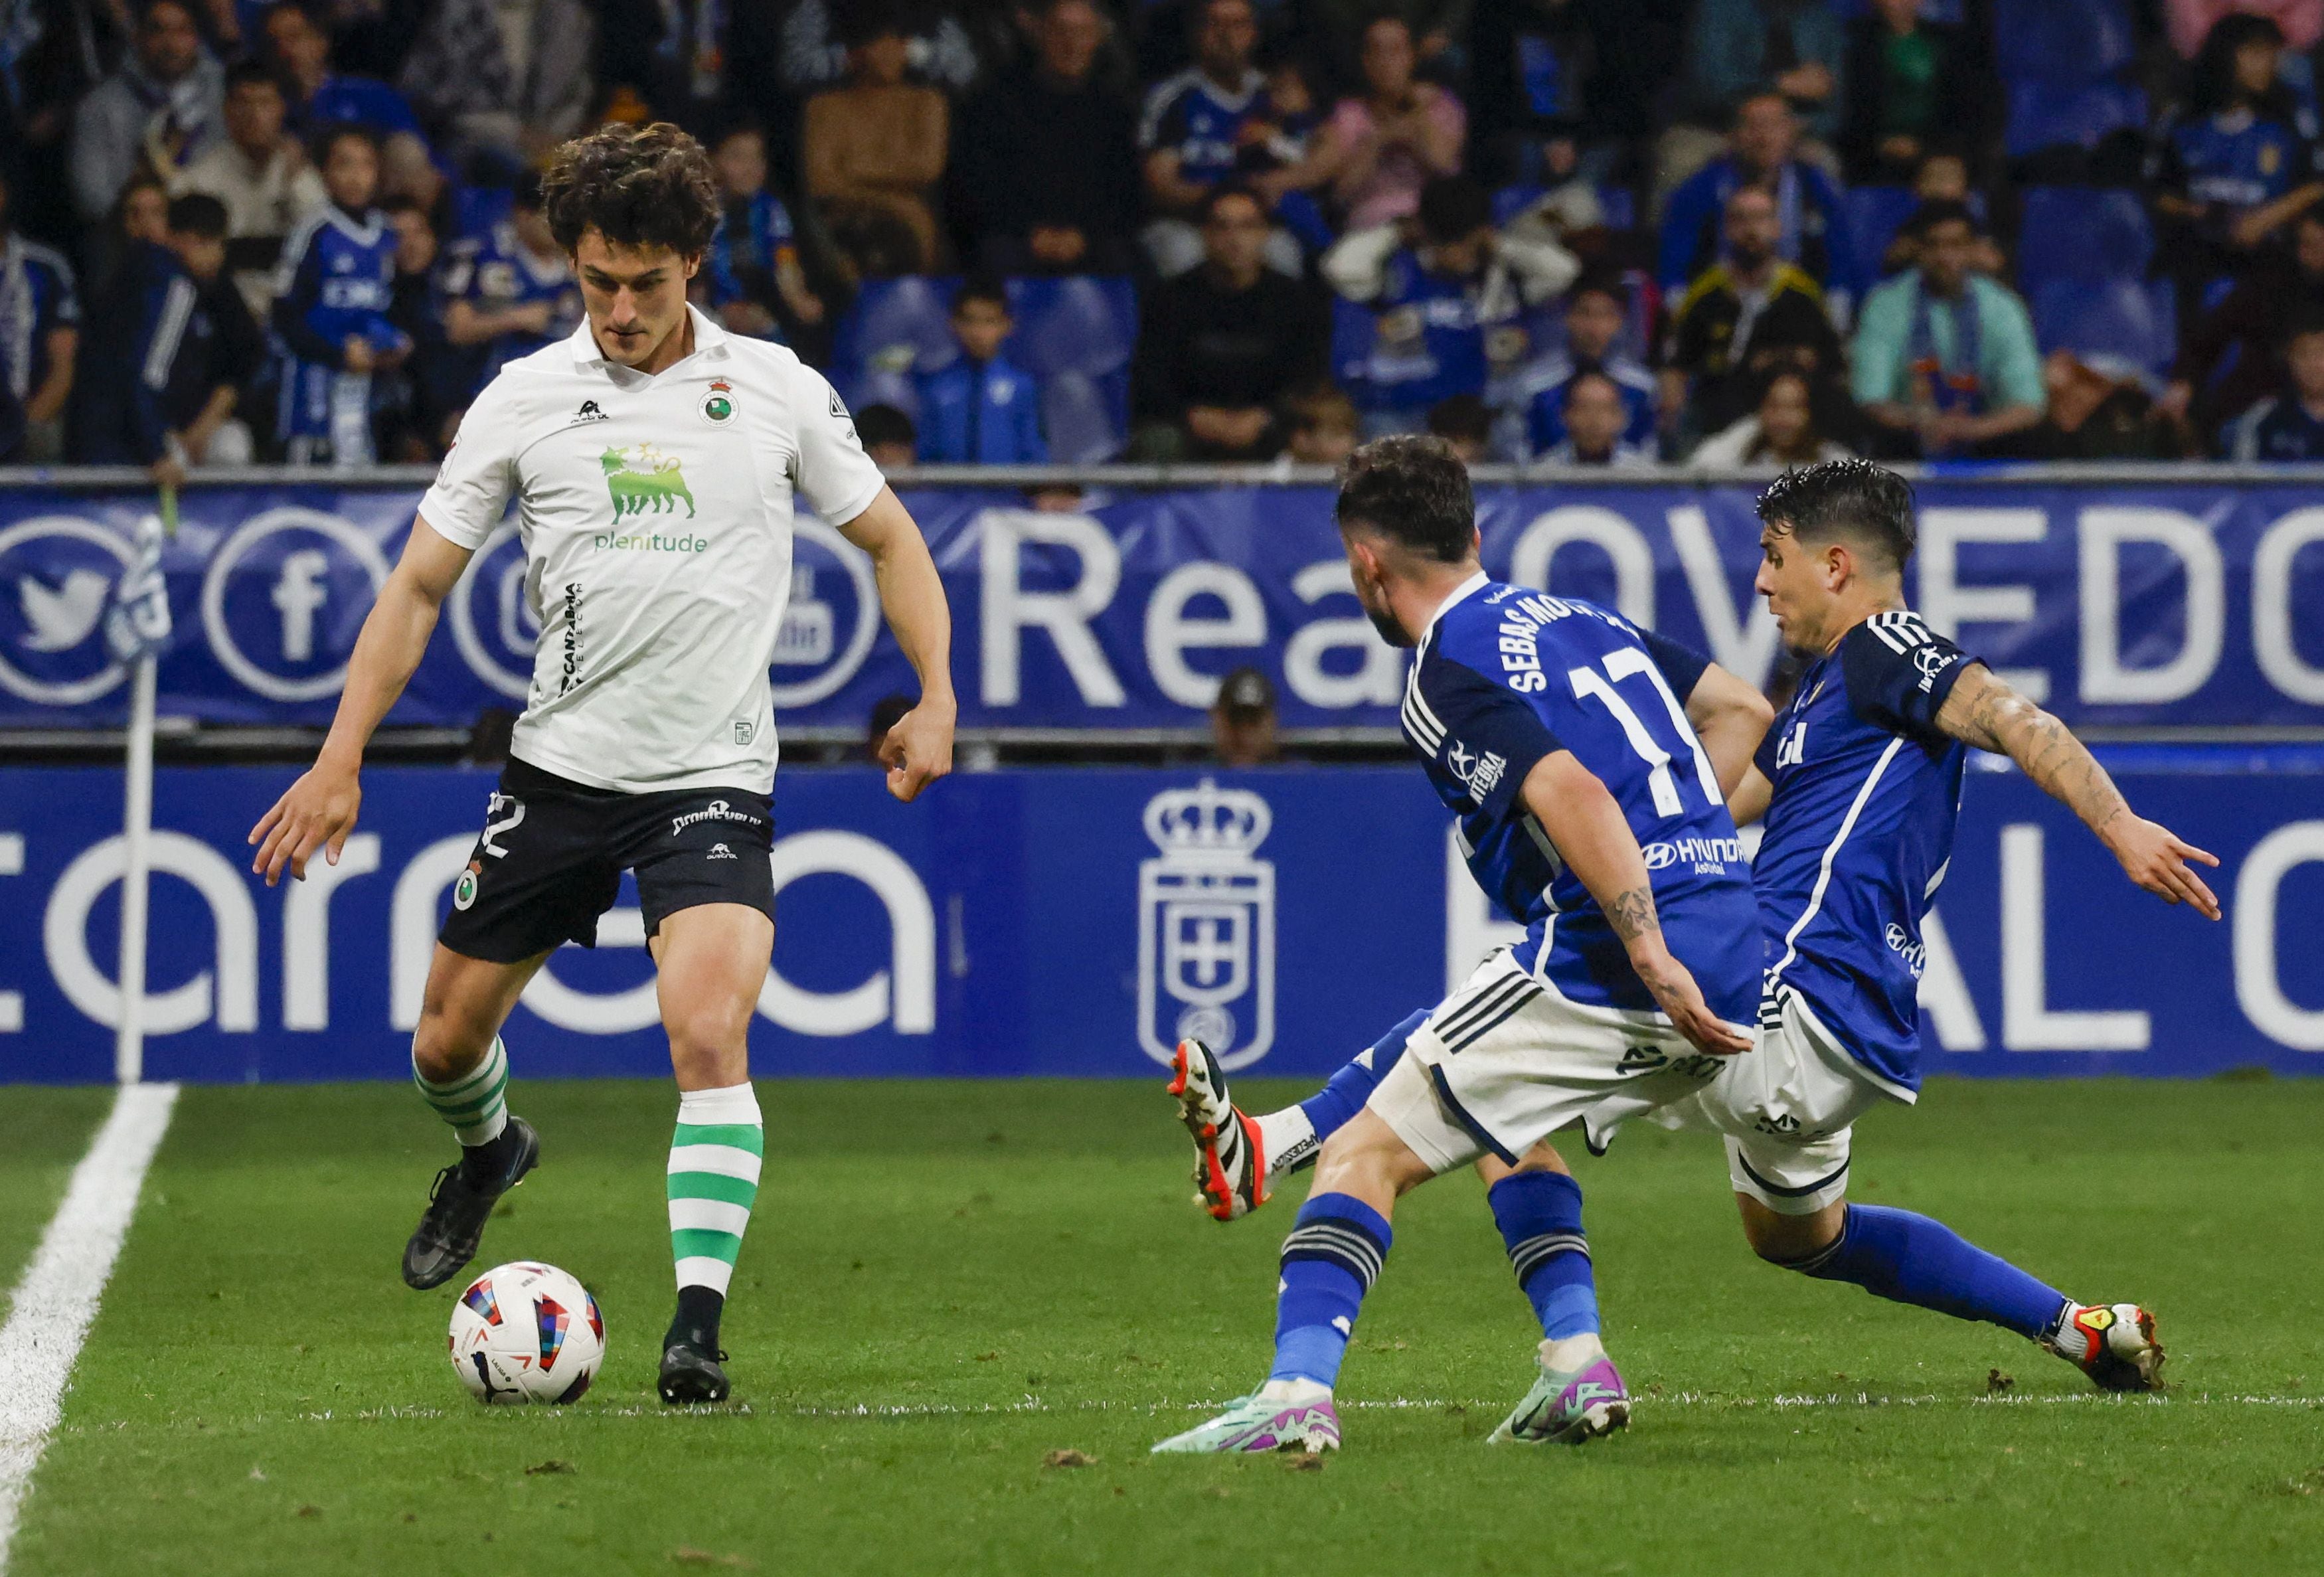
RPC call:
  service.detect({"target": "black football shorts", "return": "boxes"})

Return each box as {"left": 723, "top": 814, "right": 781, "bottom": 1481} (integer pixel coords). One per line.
{"left": 437, "top": 756, "right": 776, "bottom": 963}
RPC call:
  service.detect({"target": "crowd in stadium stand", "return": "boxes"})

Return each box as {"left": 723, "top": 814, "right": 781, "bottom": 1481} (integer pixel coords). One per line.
{"left": 13, "top": 0, "right": 2324, "bottom": 473}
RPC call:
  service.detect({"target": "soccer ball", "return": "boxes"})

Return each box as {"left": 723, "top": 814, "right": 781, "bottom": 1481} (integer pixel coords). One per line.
{"left": 448, "top": 1261, "right": 606, "bottom": 1405}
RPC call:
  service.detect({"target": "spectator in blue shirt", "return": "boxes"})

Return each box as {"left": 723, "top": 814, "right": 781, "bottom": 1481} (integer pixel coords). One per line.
{"left": 917, "top": 279, "right": 1047, "bottom": 465}
{"left": 272, "top": 124, "right": 406, "bottom": 465}
{"left": 1659, "top": 91, "right": 1858, "bottom": 319}
{"left": 71, "top": 193, "right": 262, "bottom": 481}
{"left": 1140, "top": 0, "right": 1282, "bottom": 277}
{"left": 1325, "top": 173, "right": 1578, "bottom": 433}
{"left": 2154, "top": 13, "right": 2324, "bottom": 295}
{"left": 1657, "top": 0, "right": 1846, "bottom": 205}
{"left": 704, "top": 124, "right": 826, "bottom": 344}
{"left": 1851, "top": 201, "right": 2044, "bottom": 458}
{"left": 0, "top": 167, "right": 81, "bottom": 463}
{"left": 2231, "top": 314, "right": 2324, "bottom": 457}
{"left": 263, "top": 1, "right": 424, "bottom": 145}
{"left": 374, "top": 197, "right": 463, "bottom": 459}
{"left": 262, "top": 1, "right": 440, "bottom": 218}
{"left": 1525, "top": 271, "right": 1657, "bottom": 458}
{"left": 437, "top": 170, "right": 579, "bottom": 394}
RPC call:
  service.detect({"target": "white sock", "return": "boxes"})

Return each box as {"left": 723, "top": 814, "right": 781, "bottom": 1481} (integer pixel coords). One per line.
{"left": 668, "top": 1082, "right": 764, "bottom": 1297}
{"left": 1258, "top": 1376, "right": 1333, "bottom": 1405}
{"left": 1254, "top": 1107, "right": 1318, "bottom": 1177}
{"left": 1541, "top": 1332, "right": 1607, "bottom": 1370}
{"left": 413, "top": 1036, "right": 509, "bottom": 1147}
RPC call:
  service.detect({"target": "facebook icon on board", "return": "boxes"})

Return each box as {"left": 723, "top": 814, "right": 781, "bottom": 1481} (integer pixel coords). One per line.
{"left": 4, "top": 481, "right": 2324, "bottom": 732}
{"left": 199, "top": 507, "right": 391, "bottom": 703}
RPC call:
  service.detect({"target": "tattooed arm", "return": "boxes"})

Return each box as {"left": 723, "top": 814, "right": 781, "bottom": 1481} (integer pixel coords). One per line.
{"left": 1685, "top": 661, "right": 1777, "bottom": 800}
{"left": 1519, "top": 752, "right": 1754, "bottom": 1055}
{"left": 1932, "top": 663, "right": 2222, "bottom": 920}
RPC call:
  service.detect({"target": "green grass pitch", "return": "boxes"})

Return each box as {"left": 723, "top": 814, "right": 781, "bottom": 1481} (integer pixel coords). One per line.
{"left": 7, "top": 1076, "right": 2324, "bottom": 1576}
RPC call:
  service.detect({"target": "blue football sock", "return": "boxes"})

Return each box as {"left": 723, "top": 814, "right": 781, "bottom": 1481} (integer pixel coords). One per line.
{"left": 1296, "top": 1009, "right": 1426, "bottom": 1143}
{"left": 1488, "top": 1170, "right": 1599, "bottom": 1340}
{"left": 1789, "top": 1204, "right": 2070, "bottom": 1341}
{"left": 1268, "top": 1193, "right": 1393, "bottom": 1388}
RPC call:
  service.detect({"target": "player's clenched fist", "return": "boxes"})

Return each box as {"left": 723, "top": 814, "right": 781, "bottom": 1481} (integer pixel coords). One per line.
{"left": 248, "top": 757, "right": 362, "bottom": 885}
{"left": 878, "top": 698, "right": 955, "bottom": 803}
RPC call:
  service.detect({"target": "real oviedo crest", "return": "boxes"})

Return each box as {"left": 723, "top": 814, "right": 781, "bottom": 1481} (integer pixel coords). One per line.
{"left": 1137, "top": 780, "right": 1276, "bottom": 1072}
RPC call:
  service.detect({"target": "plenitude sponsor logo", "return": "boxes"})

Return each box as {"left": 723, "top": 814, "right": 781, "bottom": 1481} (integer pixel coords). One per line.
{"left": 590, "top": 531, "right": 710, "bottom": 552}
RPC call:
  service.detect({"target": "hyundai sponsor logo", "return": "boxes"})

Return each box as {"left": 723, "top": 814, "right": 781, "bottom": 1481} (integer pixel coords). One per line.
{"left": 1641, "top": 835, "right": 1743, "bottom": 874}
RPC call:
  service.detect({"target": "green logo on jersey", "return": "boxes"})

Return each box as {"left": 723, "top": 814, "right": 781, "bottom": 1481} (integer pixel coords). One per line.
{"left": 600, "top": 444, "right": 697, "bottom": 519}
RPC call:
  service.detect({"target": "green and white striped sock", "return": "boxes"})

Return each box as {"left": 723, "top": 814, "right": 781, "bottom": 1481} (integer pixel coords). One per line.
{"left": 413, "top": 1036, "right": 509, "bottom": 1147}
{"left": 667, "top": 1084, "right": 763, "bottom": 1297}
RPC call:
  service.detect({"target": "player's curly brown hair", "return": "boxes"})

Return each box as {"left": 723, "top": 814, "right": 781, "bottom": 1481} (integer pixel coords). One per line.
{"left": 540, "top": 122, "right": 721, "bottom": 258}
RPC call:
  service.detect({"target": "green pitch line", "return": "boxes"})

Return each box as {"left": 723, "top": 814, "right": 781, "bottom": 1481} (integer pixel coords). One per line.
{"left": 11, "top": 1077, "right": 2324, "bottom": 1576}
{"left": 0, "top": 1088, "right": 121, "bottom": 1317}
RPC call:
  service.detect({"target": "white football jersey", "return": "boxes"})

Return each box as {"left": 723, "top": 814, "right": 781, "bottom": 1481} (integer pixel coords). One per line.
{"left": 418, "top": 307, "right": 885, "bottom": 794}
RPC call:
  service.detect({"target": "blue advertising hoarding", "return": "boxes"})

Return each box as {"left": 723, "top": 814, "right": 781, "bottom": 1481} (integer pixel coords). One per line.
{"left": 0, "top": 758, "right": 2317, "bottom": 1084}
{"left": 1, "top": 479, "right": 2321, "bottom": 733}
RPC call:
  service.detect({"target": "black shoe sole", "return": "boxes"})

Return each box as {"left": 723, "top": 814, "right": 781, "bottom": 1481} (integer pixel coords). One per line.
{"left": 658, "top": 1345, "right": 731, "bottom": 1404}
{"left": 400, "top": 1118, "right": 542, "bottom": 1291}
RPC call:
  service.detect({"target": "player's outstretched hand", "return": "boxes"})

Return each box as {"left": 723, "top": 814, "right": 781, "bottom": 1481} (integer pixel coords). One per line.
{"left": 878, "top": 698, "right": 955, "bottom": 803}
{"left": 2104, "top": 814, "right": 2222, "bottom": 920}
{"left": 248, "top": 758, "right": 362, "bottom": 886}
{"left": 1634, "top": 948, "right": 1754, "bottom": 1058}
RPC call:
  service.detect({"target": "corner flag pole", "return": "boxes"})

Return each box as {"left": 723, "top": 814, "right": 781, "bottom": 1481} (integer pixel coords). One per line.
{"left": 114, "top": 485, "right": 176, "bottom": 1086}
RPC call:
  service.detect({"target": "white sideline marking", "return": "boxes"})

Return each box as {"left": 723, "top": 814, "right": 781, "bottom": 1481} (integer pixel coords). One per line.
{"left": 283, "top": 1390, "right": 2317, "bottom": 1426}
{"left": 0, "top": 1084, "right": 178, "bottom": 1574}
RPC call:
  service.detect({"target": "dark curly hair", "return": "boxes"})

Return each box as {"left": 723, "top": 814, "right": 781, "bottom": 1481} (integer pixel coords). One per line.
{"left": 1756, "top": 459, "right": 1918, "bottom": 574}
{"left": 1335, "top": 436, "right": 1477, "bottom": 564}
{"left": 540, "top": 122, "right": 721, "bottom": 258}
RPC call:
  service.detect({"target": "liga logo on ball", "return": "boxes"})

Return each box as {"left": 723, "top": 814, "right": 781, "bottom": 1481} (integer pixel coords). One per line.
{"left": 448, "top": 1261, "right": 606, "bottom": 1404}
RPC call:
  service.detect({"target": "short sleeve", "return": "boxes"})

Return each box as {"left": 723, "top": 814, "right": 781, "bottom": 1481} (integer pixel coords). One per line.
{"left": 415, "top": 383, "right": 523, "bottom": 548}
{"left": 1838, "top": 612, "right": 1979, "bottom": 742}
{"left": 1848, "top": 279, "right": 1907, "bottom": 406}
{"left": 1638, "top": 629, "right": 1710, "bottom": 702}
{"left": 790, "top": 363, "right": 886, "bottom": 525}
{"left": 1415, "top": 653, "right": 1564, "bottom": 823}
{"left": 45, "top": 256, "right": 80, "bottom": 326}
{"left": 1137, "top": 83, "right": 1185, "bottom": 153}
{"left": 436, "top": 242, "right": 479, "bottom": 303}
{"left": 1980, "top": 284, "right": 2046, "bottom": 412}
{"left": 1752, "top": 724, "right": 1782, "bottom": 781}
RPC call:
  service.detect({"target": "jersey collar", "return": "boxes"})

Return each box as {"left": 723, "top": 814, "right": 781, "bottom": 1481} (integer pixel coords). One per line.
{"left": 569, "top": 304, "right": 729, "bottom": 374}
{"left": 1422, "top": 569, "right": 1491, "bottom": 636}
{"left": 323, "top": 203, "right": 383, "bottom": 246}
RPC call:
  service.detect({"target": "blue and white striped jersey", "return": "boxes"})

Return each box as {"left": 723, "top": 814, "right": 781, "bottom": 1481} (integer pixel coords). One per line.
{"left": 1404, "top": 574, "right": 1762, "bottom": 1023}
{"left": 1137, "top": 68, "right": 1266, "bottom": 187}
{"left": 273, "top": 203, "right": 398, "bottom": 359}
{"left": 438, "top": 220, "right": 582, "bottom": 391}
{"left": 1753, "top": 609, "right": 1976, "bottom": 1094}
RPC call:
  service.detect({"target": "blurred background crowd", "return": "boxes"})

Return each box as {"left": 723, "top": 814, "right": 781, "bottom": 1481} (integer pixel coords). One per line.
{"left": 9, "top": 0, "right": 2324, "bottom": 478}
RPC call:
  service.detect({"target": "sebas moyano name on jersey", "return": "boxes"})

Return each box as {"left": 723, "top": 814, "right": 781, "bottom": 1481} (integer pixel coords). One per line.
{"left": 1481, "top": 586, "right": 1640, "bottom": 695}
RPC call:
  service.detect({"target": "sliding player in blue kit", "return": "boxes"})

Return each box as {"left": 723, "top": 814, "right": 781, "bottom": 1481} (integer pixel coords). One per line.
{"left": 1153, "top": 437, "right": 1763, "bottom": 1454}
{"left": 1171, "top": 460, "right": 2219, "bottom": 1416}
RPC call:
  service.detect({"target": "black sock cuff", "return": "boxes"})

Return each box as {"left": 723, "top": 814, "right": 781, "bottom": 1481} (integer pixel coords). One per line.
{"left": 1770, "top": 1206, "right": 1854, "bottom": 1276}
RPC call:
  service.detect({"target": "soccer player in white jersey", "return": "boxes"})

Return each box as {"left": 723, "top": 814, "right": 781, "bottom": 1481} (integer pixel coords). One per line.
{"left": 247, "top": 124, "right": 956, "bottom": 1405}
{"left": 1173, "top": 460, "right": 2213, "bottom": 1396}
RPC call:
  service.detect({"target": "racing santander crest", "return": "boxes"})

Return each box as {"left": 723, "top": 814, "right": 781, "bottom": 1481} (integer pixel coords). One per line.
{"left": 1137, "top": 779, "right": 1276, "bottom": 1071}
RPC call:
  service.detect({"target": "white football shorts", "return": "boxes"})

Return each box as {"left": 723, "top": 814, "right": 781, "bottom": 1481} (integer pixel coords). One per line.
{"left": 1647, "top": 987, "right": 1913, "bottom": 1215}
{"left": 1368, "top": 948, "right": 1742, "bottom": 1175}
